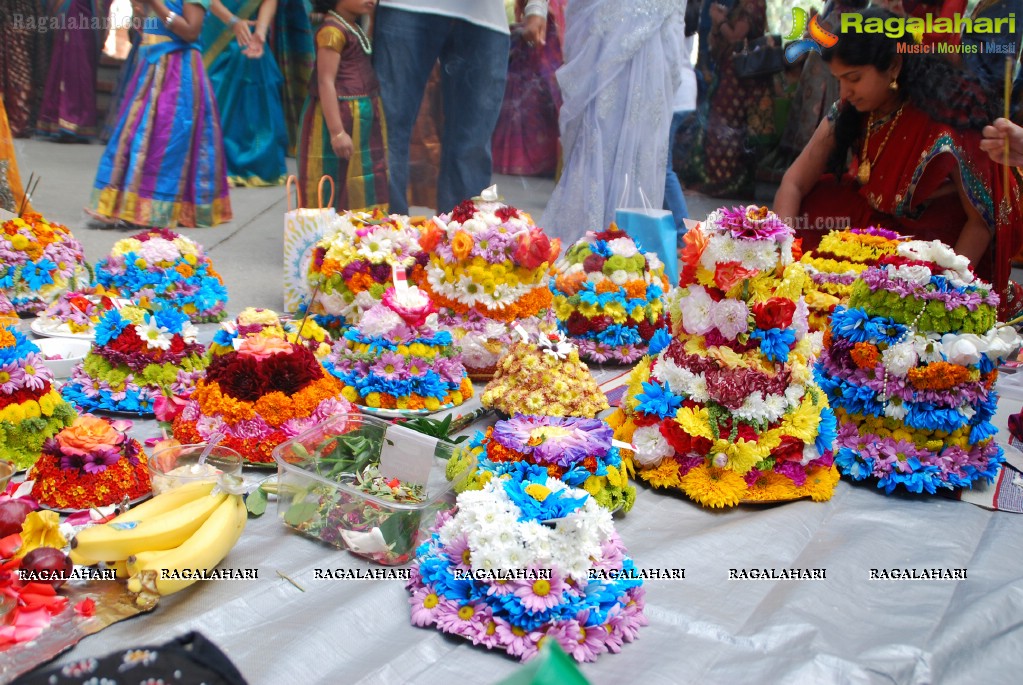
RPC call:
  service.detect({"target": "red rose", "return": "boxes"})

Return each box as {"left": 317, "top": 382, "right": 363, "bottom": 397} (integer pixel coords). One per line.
{"left": 582, "top": 253, "right": 606, "bottom": 274}
{"left": 514, "top": 230, "right": 553, "bottom": 270}
{"left": 752, "top": 297, "right": 796, "bottom": 330}
{"left": 771, "top": 435, "right": 805, "bottom": 462}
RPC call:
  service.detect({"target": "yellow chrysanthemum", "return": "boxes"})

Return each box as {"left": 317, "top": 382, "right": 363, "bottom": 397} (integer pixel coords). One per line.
{"left": 744, "top": 471, "right": 799, "bottom": 502}
{"left": 784, "top": 396, "right": 821, "bottom": 443}
{"left": 605, "top": 463, "right": 625, "bottom": 488}
{"left": 638, "top": 459, "right": 681, "bottom": 489}
{"left": 799, "top": 466, "right": 841, "bottom": 502}
{"left": 680, "top": 466, "right": 745, "bottom": 509}
{"left": 676, "top": 406, "right": 714, "bottom": 440}
{"left": 582, "top": 476, "right": 605, "bottom": 497}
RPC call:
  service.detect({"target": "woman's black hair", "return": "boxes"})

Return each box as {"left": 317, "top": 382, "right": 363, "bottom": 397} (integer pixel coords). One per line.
{"left": 820, "top": 7, "right": 998, "bottom": 175}
{"left": 312, "top": 0, "right": 335, "bottom": 14}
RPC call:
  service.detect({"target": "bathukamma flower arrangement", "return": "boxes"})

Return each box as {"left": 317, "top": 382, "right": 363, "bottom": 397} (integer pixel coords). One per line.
{"left": 550, "top": 225, "right": 670, "bottom": 364}
{"left": 95, "top": 229, "right": 228, "bottom": 322}
{"left": 174, "top": 326, "right": 352, "bottom": 464}
{"left": 609, "top": 206, "right": 840, "bottom": 508}
{"left": 416, "top": 186, "right": 560, "bottom": 377}
{"left": 0, "top": 212, "right": 89, "bottom": 315}
{"left": 815, "top": 239, "right": 1021, "bottom": 494}
{"left": 208, "top": 307, "right": 332, "bottom": 360}
{"left": 481, "top": 329, "right": 609, "bottom": 418}
{"left": 306, "top": 210, "right": 428, "bottom": 328}
{"left": 29, "top": 414, "right": 150, "bottom": 510}
{"left": 38, "top": 286, "right": 119, "bottom": 336}
{"left": 0, "top": 323, "right": 76, "bottom": 470}
{"left": 406, "top": 465, "right": 646, "bottom": 662}
{"left": 326, "top": 281, "right": 472, "bottom": 413}
{"left": 61, "top": 304, "right": 208, "bottom": 415}
{"left": 450, "top": 414, "right": 636, "bottom": 513}
{"left": 800, "top": 227, "right": 905, "bottom": 330}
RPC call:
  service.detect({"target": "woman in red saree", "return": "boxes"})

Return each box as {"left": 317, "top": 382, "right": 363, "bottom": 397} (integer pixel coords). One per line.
{"left": 775, "top": 6, "right": 1022, "bottom": 318}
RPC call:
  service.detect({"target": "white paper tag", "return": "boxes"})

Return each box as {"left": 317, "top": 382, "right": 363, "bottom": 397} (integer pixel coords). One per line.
{"left": 379, "top": 424, "right": 437, "bottom": 486}
{"left": 339, "top": 527, "right": 390, "bottom": 554}
{"left": 611, "top": 439, "right": 635, "bottom": 452}
{"left": 391, "top": 264, "right": 409, "bottom": 298}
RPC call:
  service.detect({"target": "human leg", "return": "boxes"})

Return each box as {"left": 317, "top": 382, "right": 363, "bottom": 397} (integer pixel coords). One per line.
{"left": 664, "top": 110, "right": 690, "bottom": 238}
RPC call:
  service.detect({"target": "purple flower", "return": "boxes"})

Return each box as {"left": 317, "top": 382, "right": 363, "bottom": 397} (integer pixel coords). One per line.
{"left": 81, "top": 447, "right": 121, "bottom": 474}
{"left": 341, "top": 260, "right": 369, "bottom": 280}
{"left": 371, "top": 351, "right": 407, "bottom": 380}
{"left": 510, "top": 568, "right": 567, "bottom": 612}
{"left": 491, "top": 415, "right": 613, "bottom": 468}
{"left": 717, "top": 205, "right": 790, "bottom": 241}
{"left": 370, "top": 262, "right": 392, "bottom": 283}
{"left": 409, "top": 586, "right": 455, "bottom": 628}
{"left": 0, "top": 361, "right": 23, "bottom": 393}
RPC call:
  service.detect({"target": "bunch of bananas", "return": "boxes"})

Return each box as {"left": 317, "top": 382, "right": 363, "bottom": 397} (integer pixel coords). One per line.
{"left": 70, "top": 481, "right": 247, "bottom": 606}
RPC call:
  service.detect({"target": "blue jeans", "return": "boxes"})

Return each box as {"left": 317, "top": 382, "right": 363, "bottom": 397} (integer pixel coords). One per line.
{"left": 664, "top": 110, "right": 690, "bottom": 238}
{"left": 373, "top": 7, "right": 510, "bottom": 214}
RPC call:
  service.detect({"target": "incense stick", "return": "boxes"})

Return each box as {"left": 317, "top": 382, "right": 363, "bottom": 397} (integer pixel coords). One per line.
{"left": 295, "top": 281, "right": 321, "bottom": 345}
{"left": 17, "top": 172, "right": 34, "bottom": 217}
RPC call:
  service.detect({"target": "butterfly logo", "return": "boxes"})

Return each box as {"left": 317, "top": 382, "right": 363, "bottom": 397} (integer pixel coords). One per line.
{"left": 784, "top": 7, "right": 839, "bottom": 62}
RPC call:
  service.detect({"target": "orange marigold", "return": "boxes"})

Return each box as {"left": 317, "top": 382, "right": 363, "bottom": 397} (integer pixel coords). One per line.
{"left": 907, "top": 362, "right": 971, "bottom": 391}
{"left": 347, "top": 272, "right": 375, "bottom": 294}
{"left": 849, "top": 342, "right": 880, "bottom": 370}
{"left": 595, "top": 280, "right": 618, "bottom": 294}
{"left": 623, "top": 280, "right": 648, "bottom": 299}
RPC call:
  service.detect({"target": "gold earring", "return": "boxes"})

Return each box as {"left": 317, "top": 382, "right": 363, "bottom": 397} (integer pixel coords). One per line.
{"left": 889, "top": 79, "right": 899, "bottom": 91}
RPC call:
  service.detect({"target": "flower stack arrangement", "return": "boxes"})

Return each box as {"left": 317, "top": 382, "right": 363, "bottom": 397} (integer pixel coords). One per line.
{"left": 326, "top": 283, "right": 473, "bottom": 413}
{"left": 208, "top": 307, "right": 333, "bottom": 360}
{"left": 0, "top": 212, "right": 89, "bottom": 315}
{"left": 28, "top": 415, "right": 150, "bottom": 510}
{"left": 94, "top": 229, "right": 228, "bottom": 323}
{"left": 481, "top": 329, "right": 609, "bottom": 418}
{"left": 800, "top": 227, "right": 905, "bottom": 330}
{"left": 61, "top": 305, "right": 208, "bottom": 415}
{"left": 406, "top": 465, "right": 646, "bottom": 662}
{"left": 451, "top": 415, "right": 636, "bottom": 512}
{"left": 0, "top": 324, "right": 77, "bottom": 470}
{"left": 416, "top": 187, "right": 560, "bottom": 378}
{"left": 37, "top": 286, "right": 119, "bottom": 336}
{"left": 815, "top": 240, "right": 1021, "bottom": 494}
{"left": 174, "top": 330, "right": 352, "bottom": 464}
{"left": 306, "top": 209, "right": 428, "bottom": 327}
{"left": 550, "top": 225, "right": 671, "bottom": 364}
{"left": 608, "top": 206, "right": 840, "bottom": 508}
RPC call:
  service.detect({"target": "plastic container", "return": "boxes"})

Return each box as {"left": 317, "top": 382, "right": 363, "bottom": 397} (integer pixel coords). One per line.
{"left": 272, "top": 412, "right": 473, "bottom": 565}
{"left": 35, "top": 338, "right": 90, "bottom": 379}
{"left": 147, "top": 443, "right": 243, "bottom": 495}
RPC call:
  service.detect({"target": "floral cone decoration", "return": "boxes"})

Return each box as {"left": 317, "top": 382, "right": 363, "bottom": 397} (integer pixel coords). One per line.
{"left": 550, "top": 225, "right": 671, "bottom": 364}
{"left": 800, "top": 227, "right": 905, "bottom": 331}
{"left": 307, "top": 210, "right": 428, "bottom": 327}
{"left": 416, "top": 186, "right": 560, "bottom": 377}
{"left": 29, "top": 415, "right": 150, "bottom": 510}
{"left": 174, "top": 328, "right": 352, "bottom": 464}
{"left": 815, "top": 240, "right": 1021, "bottom": 494}
{"left": 481, "top": 329, "right": 609, "bottom": 418}
{"left": 608, "top": 206, "right": 840, "bottom": 508}
{"left": 61, "top": 304, "right": 208, "bottom": 415}
{"left": 208, "top": 307, "right": 333, "bottom": 360}
{"left": 449, "top": 414, "right": 636, "bottom": 512}
{"left": 326, "top": 283, "right": 472, "bottom": 412}
{"left": 0, "top": 212, "right": 90, "bottom": 315}
{"left": 0, "top": 324, "right": 77, "bottom": 470}
{"left": 38, "top": 286, "right": 120, "bottom": 335}
{"left": 95, "top": 229, "right": 228, "bottom": 323}
{"left": 406, "top": 465, "right": 646, "bottom": 662}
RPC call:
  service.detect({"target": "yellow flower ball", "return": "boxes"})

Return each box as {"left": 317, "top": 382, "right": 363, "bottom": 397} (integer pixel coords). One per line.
{"left": 451, "top": 391, "right": 463, "bottom": 405}
{"left": 10, "top": 234, "right": 29, "bottom": 251}
{"left": 342, "top": 386, "right": 360, "bottom": 403}
{"left": 424, "top": 397, "right": 441, "bottom": 411}
{"left": 365, "top": 392, "right": 382, "bottom": 408}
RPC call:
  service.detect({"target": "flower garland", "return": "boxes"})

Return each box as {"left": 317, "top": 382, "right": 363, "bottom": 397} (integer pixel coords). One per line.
{"left": 610, "top": 206, "right": 840, "bottom": 507}
{"left": 406, "top": 466, "right": 646, "bottom": 662}
{"left": 815, "top": 240, "right": 1021, "bottom": 494}
{"left": 173, "top": 337, "right": 352, "bottom": 463}
{"left": 94, "top": 229, "right": 228, "bottom": 322}
{"left": 307, "top": 210, "right": 428, "bottom": 324}
{"left": 550, "top": 225, "right": 671, "bottom": 364}
{"left": 0, "top": 324, "right": 77, "bottom": 470}
{"left": 29, "top": 415, "right": 150, "bottom": 510}
{"left": 417, "top": 187, "right": 560, "bottom": 374}
{"left": 60, "top": 305, "right": 207, "bottom": 415}
{"left": 452, "top": 416, "right": 636, "bottom": 512}
{"left": 326, "top": 285, "right": 472, "bottom": 411}
{"left": 0, "top": 212, "right": 89, "bottom": 315}
{"left": 481, "top": 332, "right": 610, "bottom": 419}
{"left": 38, "top": 286, "right": 119, "bottom": 335}
{"left": 800, "top": 227, "right": 905, "bottom": 330}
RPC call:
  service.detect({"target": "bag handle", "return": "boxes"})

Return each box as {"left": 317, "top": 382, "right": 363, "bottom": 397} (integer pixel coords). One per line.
{"left": 637, "top": 186, "right": 654, "bottom": 211}
{"left": 618, "top": 173, "right": 631, "bottom": 208}
{"left": 318, "top": 175, "right": 335, "bottom": 210}
{"left": 286, "top": 175, "right": 299, "bottom": 212}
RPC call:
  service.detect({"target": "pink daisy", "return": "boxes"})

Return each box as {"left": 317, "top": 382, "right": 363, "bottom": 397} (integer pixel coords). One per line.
{"left": 511, "top": 569, "right": 567, "bottom": 613}
{"left": 409, "top": 586, "right": 455, "bottom": 628}
{"left": 443, "top": 534, "right": 473, "bottom": 573}
{"left": 495, "top": 621, "right": 540, "bottom": 660}
{"left": 0, "top": 361, "right": 22, "bottom": 393}
{"left": 434, "top": 601, "right": 487, "bottom": 636}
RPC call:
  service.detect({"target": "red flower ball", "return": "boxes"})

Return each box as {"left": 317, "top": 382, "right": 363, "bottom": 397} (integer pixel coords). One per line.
{"left": 752, "top": 297, "right": 796, "bottom": 330}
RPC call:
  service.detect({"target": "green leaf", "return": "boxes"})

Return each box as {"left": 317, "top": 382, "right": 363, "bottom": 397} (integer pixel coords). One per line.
{"left": 284, "top": 501, "right": 319, "bottom": 527}
{"left": 246, "top": 488, "right": 268, "bottom": 517}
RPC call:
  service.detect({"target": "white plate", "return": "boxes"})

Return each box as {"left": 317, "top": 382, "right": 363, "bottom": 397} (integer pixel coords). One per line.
{"left": 358, "top": 403, "right": 456, "bottom": 419}
{"left": 30, "top": 316, "right": 95, "bottom": 340}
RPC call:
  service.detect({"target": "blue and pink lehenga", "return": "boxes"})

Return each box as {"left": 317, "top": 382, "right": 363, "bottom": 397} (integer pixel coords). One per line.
{"left": 88, "top": 0, "right": 232, "bottom": 228}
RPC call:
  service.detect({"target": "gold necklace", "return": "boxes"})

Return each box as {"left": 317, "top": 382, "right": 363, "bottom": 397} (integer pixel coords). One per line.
{"left": 328, "top": 11, "right": 371, "bottom": 55}
{"left": 857, "top": 104, "right": 905, "bottom": 185}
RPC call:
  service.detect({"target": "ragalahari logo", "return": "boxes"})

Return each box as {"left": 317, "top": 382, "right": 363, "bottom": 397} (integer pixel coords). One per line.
{"left": 784, "top": 8, "right": 839, "bottom": 62}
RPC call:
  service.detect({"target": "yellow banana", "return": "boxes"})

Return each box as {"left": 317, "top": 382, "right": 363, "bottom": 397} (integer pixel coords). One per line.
{"left": 112, "top": 560, "right": 129, "bottom": 579}
{"left": 72, "top": 492, "right": 228, "bottom": 561}
{"left": 126, "top": 549, "right": 166, "bottom": 577}
{"left": 129, "top": 494, "right": 247, "bottom": 597}
{"left": 68, "top": 483, "right": 219, "bottom": 567}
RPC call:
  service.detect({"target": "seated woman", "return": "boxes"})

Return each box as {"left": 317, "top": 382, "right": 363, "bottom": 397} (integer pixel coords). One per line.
{"left": 774, "top": 7, "right": 1022, "bottom": 319}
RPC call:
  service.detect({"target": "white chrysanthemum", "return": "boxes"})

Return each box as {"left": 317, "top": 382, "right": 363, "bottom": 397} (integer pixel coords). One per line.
{"left": 607, "top": 237, "right": 639, "bottom": 258}
{"left": 586, "top": 271, "right": 603, "bottom": 284}
{"left": 181, "top": 323, "right": 199, "bottom": 344}
{"left": 890, "top": 264, "right": 932, "bottom": 286}
{"left": 881, "top": 342, "right": 919, "bottom": 377}
{"left": 792, "top": 297, "right": 810, "bottom": 341}
{"left": 356, "top": 235, "right": 394, "bottom": 263}
{"left": 631, "top": 425, "right": 673, "bottom": 467}
{"left": 983, "top": 325, "right": 1022, "bottom": 361}
{"left": 645, "top": 251, "right": 664, "bottom": 272}
{"left": 679, "top": 285, "right": 715, "bottom": 335}
{"left": 358, "top": 306, "right": 403, "bottom": 338}
{"left": 461, "top": 218, "right": 487, "bottom": 234}
{"left": 784, "top": 384, "right": 805, "bottom": 409}
{"left": 652, "top": 357, "right": 705, "bottom": 400}
{"left": 610, "top": 269, "right": 629, "bottom": 285}
{"left": 711, "top": 299, "right": 749, "bottom": 340}
{"left": 913, "top": 334, "right": 945, "bottom": 364}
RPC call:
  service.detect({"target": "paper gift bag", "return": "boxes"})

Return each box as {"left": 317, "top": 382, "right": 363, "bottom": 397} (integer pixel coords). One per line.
{"left": 283, "top": 175, "right": 336, "bottom": 313}
{"left": 614, "top": 184, "right": 679, "bottom": 287}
